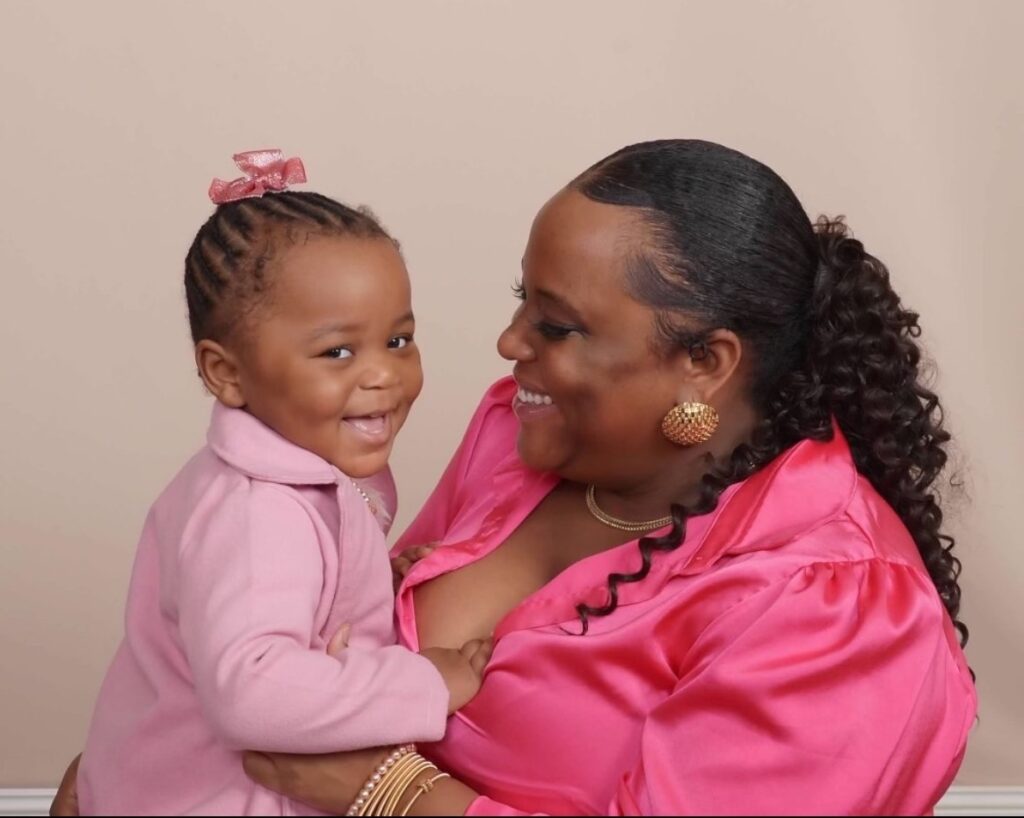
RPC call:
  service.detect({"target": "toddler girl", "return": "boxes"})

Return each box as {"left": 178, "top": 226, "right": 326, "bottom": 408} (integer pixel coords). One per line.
{"left": 78, "top": 150, "right": 487, "bottom": 815}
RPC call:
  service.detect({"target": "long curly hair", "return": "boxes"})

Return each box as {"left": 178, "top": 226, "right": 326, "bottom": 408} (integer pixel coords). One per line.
{"left": 571, "top": 140, "right": 966, "bottom": 647}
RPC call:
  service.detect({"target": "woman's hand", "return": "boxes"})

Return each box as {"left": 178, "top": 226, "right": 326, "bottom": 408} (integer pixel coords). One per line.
{"left": 243, "top": 747, "right": 480, "bottom": 816}
{"left": 49, "top": 754, "right": 80, "bottom": 816}
{"left": 243, "top": 746, "right": 387, "bottom": 815}
{"left": 391, "top": 544, "right": 437, "bottom": 590}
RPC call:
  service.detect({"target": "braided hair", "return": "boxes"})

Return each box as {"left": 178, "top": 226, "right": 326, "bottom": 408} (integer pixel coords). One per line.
{"left": 571, "top": 140, "right": 967, "bottom": 648}
{"left": 184, "top": 191, "right": 392, "bottom": 343}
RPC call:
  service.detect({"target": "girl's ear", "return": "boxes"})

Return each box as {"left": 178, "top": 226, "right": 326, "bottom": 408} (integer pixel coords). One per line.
{"left": 195, "top": 340, "right": 246, "bottom": 408}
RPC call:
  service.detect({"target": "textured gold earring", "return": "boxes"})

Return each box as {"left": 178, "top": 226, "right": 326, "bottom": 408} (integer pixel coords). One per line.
{"left": 661, "top": 402, "right": 719, "bottom": 446}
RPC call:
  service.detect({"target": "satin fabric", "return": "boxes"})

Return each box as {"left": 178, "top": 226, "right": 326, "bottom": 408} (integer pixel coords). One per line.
{"left": 79, "top": 403, "right": 447, "bottom": 815}
{"left": 393, "top": 377, "right": 976, "bottom": 816}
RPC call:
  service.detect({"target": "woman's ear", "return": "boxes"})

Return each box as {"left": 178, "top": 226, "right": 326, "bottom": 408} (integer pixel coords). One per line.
{"left": 674, "top": 328, "right": 744, "bottom": 404}
{"left": 195, "top": 340, "right": 246, "bottom": 408}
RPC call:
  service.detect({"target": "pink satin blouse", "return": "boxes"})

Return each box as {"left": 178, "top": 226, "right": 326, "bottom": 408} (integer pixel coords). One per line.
{"left": 393, "top": 377, "right": 976, "bottom": 815}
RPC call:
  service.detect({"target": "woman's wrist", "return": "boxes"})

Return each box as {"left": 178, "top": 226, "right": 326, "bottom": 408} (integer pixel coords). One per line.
{"left": 345, "top": 746, "right": 477, "bottom": 816}
{"left": 399, "top": 772, "right": 477, "bottom": 817}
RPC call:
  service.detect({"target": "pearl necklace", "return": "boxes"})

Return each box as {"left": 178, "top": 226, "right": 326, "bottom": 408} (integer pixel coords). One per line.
{"left": 350, "top": 480, "right": 378, "bottom": 516}
{"left": 584, "top": 484, "right": 673, "bottom": 533}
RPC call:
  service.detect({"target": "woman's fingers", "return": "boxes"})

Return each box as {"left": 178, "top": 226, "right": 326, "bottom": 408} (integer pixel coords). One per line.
{"left": 242, "top": 751, "right": 279, "bottom": 791}
{"left": 326, "top": 624, "right": 351, "bottom": 657}
{"left": 49, "top": 754, "right": 81, "bottom": 816}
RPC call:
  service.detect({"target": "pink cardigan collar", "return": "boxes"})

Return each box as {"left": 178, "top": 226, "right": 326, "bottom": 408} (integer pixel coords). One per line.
{"left": 206, "top": 402, "right": 340, "bottom": 486}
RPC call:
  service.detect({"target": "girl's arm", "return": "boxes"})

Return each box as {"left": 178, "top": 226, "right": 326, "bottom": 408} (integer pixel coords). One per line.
{"left": 176, "top": 482, "right": 450, "bottom": 753}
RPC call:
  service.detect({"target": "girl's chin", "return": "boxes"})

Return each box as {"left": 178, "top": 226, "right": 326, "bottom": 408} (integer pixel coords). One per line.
{"left": 332, "top": 450, "right": 393, "bottom": 479}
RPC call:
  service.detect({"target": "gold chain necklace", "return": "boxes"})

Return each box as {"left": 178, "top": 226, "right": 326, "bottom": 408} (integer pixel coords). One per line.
{"left": 584, "top": 485, "right": 673, "bottom": 533}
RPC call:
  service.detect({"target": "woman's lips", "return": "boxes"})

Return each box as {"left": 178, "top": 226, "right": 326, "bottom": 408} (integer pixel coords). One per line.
{"left": 513, "top": 384, "right": 557, "bottom": 421}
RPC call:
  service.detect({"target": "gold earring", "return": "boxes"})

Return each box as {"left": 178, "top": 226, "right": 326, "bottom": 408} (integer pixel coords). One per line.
{"left": 661, "top": 402, "right": 719, "bottom": 446}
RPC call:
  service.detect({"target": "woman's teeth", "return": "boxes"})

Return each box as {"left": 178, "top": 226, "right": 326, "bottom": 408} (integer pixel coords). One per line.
{"left": 518, "top": 386, "right": 553, "bottom": 405}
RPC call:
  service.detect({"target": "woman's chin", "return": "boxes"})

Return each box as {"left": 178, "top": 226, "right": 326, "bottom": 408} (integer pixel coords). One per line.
{"left": 515, "top": 432, "right": 568, "bottom": 474}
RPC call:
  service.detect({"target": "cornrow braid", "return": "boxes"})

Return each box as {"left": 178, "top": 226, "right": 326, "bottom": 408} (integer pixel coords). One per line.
{"left": 184, "top": 191, "right": 393, "bottom": 344}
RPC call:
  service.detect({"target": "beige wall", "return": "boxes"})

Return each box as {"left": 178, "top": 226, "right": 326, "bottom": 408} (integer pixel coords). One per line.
{"left": 1, "top": 0, "right": 1021, "bottom": 789}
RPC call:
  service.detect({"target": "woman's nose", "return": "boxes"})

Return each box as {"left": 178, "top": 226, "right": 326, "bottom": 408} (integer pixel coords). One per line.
{"left": 497, "top": 307, "right": 535, "bottom": 363}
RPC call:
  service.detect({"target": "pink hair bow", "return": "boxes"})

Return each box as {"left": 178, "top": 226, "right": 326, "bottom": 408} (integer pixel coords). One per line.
{"left": 208, "top": 149, "right": 307, "bottom": 204}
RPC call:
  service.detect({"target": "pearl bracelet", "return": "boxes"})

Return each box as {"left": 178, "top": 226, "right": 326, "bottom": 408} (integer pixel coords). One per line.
{"left": 345, "top": 744, "right": 415, "bottom": 816}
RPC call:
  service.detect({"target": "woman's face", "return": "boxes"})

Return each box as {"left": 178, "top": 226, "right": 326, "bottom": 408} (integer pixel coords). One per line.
{"left": 497, "top": 188, "right": 688, "bottom": 490}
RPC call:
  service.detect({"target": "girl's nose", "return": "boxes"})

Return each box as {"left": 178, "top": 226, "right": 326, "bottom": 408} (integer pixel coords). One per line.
{"left": 359, "top": 352, "right": 401, "bottom": 389}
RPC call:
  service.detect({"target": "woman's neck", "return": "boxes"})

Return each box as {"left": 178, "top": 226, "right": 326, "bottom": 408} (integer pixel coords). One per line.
{"left": 590, "top": 402, "right": 760, "bottom": 521}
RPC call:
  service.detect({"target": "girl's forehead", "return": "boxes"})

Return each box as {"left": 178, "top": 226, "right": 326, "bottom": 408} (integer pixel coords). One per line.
{"left": 268, "top": 237, "right": 411, "bottom": 320}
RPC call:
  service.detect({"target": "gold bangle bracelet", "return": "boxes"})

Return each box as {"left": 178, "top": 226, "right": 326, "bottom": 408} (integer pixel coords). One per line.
{"left": 358, "top": 752, "right": 435, "bottom": 816}
{"left": 376, "top": 758, "right": 434, "bottom": 816}
{"left": 399, "top": 771, "right": 452, "bottom": 816}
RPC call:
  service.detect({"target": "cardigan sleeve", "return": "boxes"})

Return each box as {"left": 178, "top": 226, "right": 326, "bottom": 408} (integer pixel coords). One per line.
{"left": 465, "top": 558, "right": 975, "bottom": 816}
{"left": 175, "top": 481, "right": 448, "bottom": 752}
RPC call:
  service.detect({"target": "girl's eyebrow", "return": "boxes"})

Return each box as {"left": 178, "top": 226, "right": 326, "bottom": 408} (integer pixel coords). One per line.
{"left": 308, "top": 321, "right": 362, "bottom": 340}
{"left": 308, "top": 312, "right": 415, "bottom": 340}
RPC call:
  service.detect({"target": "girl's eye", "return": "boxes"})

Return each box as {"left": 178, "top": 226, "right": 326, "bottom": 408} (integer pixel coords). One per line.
{"left": 532, "top": 321, "right": 578, "bottom": 340}
{"left": 323, "top": 347, "right": 354, "bottom": 359}
{"left": 388, "top": 335, "right": 413, "bottom": 350}
{"left": 511, "top": 280, "right": 526, "bottom": 301}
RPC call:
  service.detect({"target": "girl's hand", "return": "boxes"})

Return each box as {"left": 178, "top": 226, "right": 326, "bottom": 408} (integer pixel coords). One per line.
{"left": 391, "top": 544, "right": 437, "bottom": 589}
{"left": 243, "top": 746, "right": 387, "bottom": 815}
{"left": 49, "top": 754, "right": 80, "bottom": 816}
{"left": 421, "top": 638, "right": 494, "bottom": 714}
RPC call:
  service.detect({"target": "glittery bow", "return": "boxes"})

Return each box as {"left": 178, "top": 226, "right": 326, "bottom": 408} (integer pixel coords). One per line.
{"left": 208, "top": 149, "right": 307, "bottom": 204}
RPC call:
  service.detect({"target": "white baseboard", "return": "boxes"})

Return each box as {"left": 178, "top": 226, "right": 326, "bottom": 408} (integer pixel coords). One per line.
{"left": 0, "top": 790, "right": 54, "bottom": 817}
{"left": 936, "top": 786, "right": 1024, "bottom": 816}
{"left": 2, "top": 785, "right": 1023, "bottom": 816}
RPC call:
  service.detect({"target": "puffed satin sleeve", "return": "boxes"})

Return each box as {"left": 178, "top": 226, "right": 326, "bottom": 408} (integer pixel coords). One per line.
{"left": 467, "top": 558, "right": 975, "bottom": 816}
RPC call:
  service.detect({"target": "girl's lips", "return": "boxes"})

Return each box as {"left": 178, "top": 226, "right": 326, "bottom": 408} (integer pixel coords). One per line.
{"left": 343, "top": 413, "right": 392, "bottom": 442}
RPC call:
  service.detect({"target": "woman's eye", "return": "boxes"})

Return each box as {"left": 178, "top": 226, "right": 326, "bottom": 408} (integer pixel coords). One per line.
{"left": 323, "top": 347, "right": 354, "bottom": 359}
{"left": 388, "top": 335, "right": 413, "bottom": 350}
{"left": 511, "top": 280, "right": 526, "bottom": 301}
{"left": 533, "top": 321, "right": 577, "bottom": 340}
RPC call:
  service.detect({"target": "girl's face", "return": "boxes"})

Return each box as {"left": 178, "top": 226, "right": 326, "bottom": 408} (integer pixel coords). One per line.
{"left": 497, "top": 189, "right": 686, "bottom": 490}
{"left": 232, "top": 235, "right": 422, "bottom": 478}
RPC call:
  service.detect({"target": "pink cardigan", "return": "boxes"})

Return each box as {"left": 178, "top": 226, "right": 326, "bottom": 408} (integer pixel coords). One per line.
{"left": 79, "top": 403, "right": 448, "bottom": 815}
{"left": 394, "top": 377, "right": 977, "bottom": 815}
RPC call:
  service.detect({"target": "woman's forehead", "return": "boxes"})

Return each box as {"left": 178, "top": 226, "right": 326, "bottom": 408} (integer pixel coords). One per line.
{"left": 524, "top": 189, "right": 646, "bottom": 291}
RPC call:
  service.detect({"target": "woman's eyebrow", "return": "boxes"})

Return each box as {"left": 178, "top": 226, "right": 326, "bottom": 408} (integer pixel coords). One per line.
{"left": 536, "top": 287, "right": 584, "bottom": 321}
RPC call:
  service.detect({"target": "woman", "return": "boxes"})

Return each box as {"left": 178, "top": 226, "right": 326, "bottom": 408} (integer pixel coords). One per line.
{"left": 53, "top": 139, "right": 975, "bottom": 815}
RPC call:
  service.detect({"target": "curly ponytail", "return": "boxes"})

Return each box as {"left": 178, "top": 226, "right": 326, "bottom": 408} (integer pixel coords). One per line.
{"left": 572, "top": 140, "right": 967, "bottom": 647}
{"left": 807, "top": 217, "right": 965, "bottom": 643}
